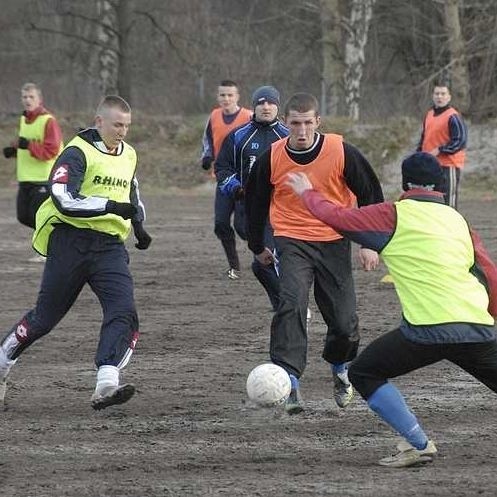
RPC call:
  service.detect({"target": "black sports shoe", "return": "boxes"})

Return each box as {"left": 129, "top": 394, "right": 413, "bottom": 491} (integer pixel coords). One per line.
{"left": 285, "top": 387, "right": 304, "bottom": 415}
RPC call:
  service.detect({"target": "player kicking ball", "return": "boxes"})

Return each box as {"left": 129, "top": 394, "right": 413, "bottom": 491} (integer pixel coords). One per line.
{"left": 286, "top": 152, "right": 497, "bottom": 467}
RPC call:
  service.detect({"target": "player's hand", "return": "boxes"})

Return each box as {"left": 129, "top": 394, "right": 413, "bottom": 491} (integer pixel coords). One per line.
{"left": 201, "top": 157, "right": 213, "bottom": 170}
{"left": 106, "top": 200, "right": 137, "bottom": 220}
{"left": 133, "top": 222, "right": 152, "bottom": 250}
{"left": 255, "top": 247, "right": 277, "bottom": 266}
{"left": 3, "top": 147, "right": 16, "bottom": 158}
{"left": 18, "top": 137, "right": 30, "bottom": 149}
{"left": 429, "top": 147, "right": 439, "bottom": 156}
{"left": 285, "top": 172, "right": 313, "bottom": 196}
{"left": 358, "top": 247, "right": 379, "bottom": 271}
{"left": 233, "top": 186, "right": 244, "bottom": 201}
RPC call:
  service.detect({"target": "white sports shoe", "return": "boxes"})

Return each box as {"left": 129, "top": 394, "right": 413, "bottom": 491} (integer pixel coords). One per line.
{"left": 379, "top": 440, "right": 437, "bottom": 468}
{"left": 91, "top": 384, "right": 135, "bottom": 411}
{"left": 333, "top": 370, "right": 354, "bottom": 408}
{"left": 226, "top": 268, "right": 241, "bottom": 280}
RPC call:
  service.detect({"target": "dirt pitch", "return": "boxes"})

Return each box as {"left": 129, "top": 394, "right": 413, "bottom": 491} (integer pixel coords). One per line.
{"left": 1, "top": 187, "right": 497, "bottom": 497}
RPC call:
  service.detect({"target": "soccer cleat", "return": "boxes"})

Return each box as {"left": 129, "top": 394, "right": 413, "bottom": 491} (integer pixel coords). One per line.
{"left": 333, "top": 370, "right": 354, "bottom": 408}
{"left": 226, "top": 268, "right": 241, "bottom": 280}
{"left": 285, "top": 387, "right": 304, "bottom": 415}
{"left": 379, "top": 440, "right": 437, "bottom": 468}
{"left": 91, "top": 384, "right": 136, "bottom": 411}
{"left": 380, "top": 274, "right": 395, "bottom": 284}
{"left": 0, "top": 379, "right": 6, "bottom": 410}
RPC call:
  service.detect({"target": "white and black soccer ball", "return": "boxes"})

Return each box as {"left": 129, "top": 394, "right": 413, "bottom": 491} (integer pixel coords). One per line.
{"left": 246, "top": 363, "right": 291, "bottom": 407}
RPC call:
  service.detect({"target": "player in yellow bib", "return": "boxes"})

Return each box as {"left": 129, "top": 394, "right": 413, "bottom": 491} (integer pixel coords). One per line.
{"left": 0, "top": 96, "right": 152, "bottom": 411}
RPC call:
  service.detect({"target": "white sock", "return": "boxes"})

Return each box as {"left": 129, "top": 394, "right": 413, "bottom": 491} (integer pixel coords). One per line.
{"left": 95, "top": 365, "right": 119, "bottom": 393}
{"left": 0, "top": 347, "right": 16, "bottom": 380}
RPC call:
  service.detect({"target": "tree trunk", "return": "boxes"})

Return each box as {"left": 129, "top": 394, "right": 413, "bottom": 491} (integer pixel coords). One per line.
{"left": 97, "top": 0, "right": 119, "bottom": 96}
{"left": 117, "top": 0, "right": 133, "bottom": 103}
{"left": 343, "top": 0, "right": 376, "bottom": 121}
{"left": 319, "top": 0, "right": 344, "bottom": 116}
{"left": 443, "top": 0, "right": 470, "bottom": 113}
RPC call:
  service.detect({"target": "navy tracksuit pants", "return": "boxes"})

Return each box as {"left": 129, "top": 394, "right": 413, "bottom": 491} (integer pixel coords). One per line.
{"left": 4, "top": 224, "right": 139, "bottom": 368}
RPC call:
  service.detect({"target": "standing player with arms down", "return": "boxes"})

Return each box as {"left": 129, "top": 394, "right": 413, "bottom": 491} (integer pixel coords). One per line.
{"left": 200, "top": 80, "right": 252, "bottom": 280}
{"left": 216, "top": 85, "right": 288, "bottom": 311}
{"left": 246, "top": 92, "right": 383, "bottom": 414}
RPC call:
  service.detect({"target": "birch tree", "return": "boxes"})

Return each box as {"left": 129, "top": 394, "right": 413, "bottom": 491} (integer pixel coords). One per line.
{"left": 343, "top": 0, "right": 376, "bottom": 120}
{"left": 319, "top": 0, "right": 344, "bottom": 116}
{"left": 443, "top": 0, "right": 470, "bottom": 113}
{"left": 97, "top": 0, "right": 120, "bottom": 97}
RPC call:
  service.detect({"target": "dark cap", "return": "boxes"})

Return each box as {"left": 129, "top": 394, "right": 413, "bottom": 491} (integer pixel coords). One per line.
{"left": 252, "top": 85, "right": 280, "bottom": 107}
{"left": 401, "top": 152, "right": 444, "bottom": 191}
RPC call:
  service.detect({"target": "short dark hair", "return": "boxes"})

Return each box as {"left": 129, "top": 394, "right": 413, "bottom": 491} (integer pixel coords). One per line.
{"left": 96, "top": 95, "right": 131, "bottom": 116}
{"left": 284, "top": 93, "right": 319, "bottom": 117}
{"left": 219, "top": 80, "right": 239, "bottom": 88}
{"left": 433, "top": 79, "right": 451, "bottom": 92}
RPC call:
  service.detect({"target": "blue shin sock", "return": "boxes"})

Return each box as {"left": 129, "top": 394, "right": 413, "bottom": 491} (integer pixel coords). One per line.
{"left": 289, "top": 374, "right": 299, "bottom": 390}
{"left": 367, "top": 383, "right": 428, "bottom": 450}
{"left": 330, "top": 362, "right": 347, "bottom": 375}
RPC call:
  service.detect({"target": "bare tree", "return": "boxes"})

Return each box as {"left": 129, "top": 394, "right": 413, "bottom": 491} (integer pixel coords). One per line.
{"left": 443, "top": 0, "right": 470, "bottom": 113}
{"left": 319, "top": 0, "right": 345, "bottom": 116}
{"left": 343, "top": 0, "right": 376, "bottom": 120}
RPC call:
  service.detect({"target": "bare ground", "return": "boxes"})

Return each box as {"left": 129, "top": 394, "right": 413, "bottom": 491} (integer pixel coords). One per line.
{"left": 0, "top": 186, "right": 496, "bottom": 497}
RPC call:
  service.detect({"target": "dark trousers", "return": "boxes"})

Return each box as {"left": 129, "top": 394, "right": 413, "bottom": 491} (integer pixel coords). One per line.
{"left": 349, "top": 327, "right": 497, "bottom": 400}
{"left": 214, "top": 189, "right": 246, "bottom": 270}
{"left": 17, "top": 182, "right": 50, "bottom": 229}
{"left": 270, "top": 237, "right": 360, "bottom": 378}
{"left": 251, "top": 222, "right": 280, "bottom": 311}
{"left": 441, "top": 166, "right": 461, "bottom": 210}
{"left": 4, "top": 225, "right": 139, "bottom": 368}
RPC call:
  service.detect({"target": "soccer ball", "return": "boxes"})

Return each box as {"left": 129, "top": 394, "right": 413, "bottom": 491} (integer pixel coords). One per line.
{"left": 246, "top": 363, "right": 291, "bottom": 407}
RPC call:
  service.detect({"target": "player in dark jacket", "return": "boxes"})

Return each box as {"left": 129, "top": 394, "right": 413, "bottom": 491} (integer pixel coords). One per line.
{"left": 216, "top": 86, "right": 288, "bottom": 310}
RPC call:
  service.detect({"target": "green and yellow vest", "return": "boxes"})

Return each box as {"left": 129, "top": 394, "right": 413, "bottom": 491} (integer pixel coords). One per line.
{"left": 32, "top": 136, "right": 137, "bottom": 256}
{"left": 382, "top": 199, "right": 493, "bottom": 326}
{"left": 17, "top": 114, "right": 63, "bottom": 182}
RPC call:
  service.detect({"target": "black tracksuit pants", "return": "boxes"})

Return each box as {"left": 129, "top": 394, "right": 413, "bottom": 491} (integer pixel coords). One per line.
{"left": 270, "top": 236, "right": 360, "bottom": 378}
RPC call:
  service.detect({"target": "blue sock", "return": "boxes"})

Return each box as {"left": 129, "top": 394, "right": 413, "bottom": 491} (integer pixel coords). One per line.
{"left": 289, "top": 374, "right": 299, "bottom": 390}
{"left": 367, "top": 383, "right": 428, "bottom": 450}
{"left": 331, "top": 362, "right": 347, "bottom": 375}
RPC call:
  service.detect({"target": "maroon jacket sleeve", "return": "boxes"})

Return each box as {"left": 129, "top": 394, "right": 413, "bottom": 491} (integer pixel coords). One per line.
{"left": 28, "top": 117, "right": 63, "bottom": 161}
{"left": 470, "top": 228, "right": 497, "bottom": 317}
{"left": 301, "top": 189, "right": 396, "bottom": 252}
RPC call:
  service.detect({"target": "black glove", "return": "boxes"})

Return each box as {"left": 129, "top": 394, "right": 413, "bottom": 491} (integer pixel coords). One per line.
{"left": 106, "top": 200, "right": 137, "bottom": 220}
{"left": 18, "top": 137, "right": 30, "bottom": 149}
{"left": 233, "top": 185, "right": 245, "bottom": 201}
{"left": 133, "top": 222, "right": 152, "bottom": 250}
{"left": 201, "top": 157, "right": 213, "bottom": 170}
{"left": 3, "top": 147, "right": 16, "bottom": 158}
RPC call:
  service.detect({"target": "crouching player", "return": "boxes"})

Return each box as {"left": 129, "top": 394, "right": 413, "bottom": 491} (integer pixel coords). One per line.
{"left": 286, "top": 152, "right": 497, "bottom": 467}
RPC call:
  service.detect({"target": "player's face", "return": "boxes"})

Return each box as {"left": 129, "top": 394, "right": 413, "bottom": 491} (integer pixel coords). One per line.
{"left": 285, "top": 110, "right": 320, "bottom": 150}
{"left": 254, "top": 101, "right": 278, "bottom": 123}
{"left": 21, "top": 89, "right": 42, "bottom": 112}
{"left": 217, "top": 85, "right": 239, "bottom": 114}
{"left": 432, "top": 86, "right": 451, "bottom": 108}
{"left": 96, "top": 107, "right": 131, "bottom": 151}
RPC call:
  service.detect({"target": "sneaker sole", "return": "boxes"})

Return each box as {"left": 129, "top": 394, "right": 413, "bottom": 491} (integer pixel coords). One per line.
{"left": 91, "top": 384, "right": 135, "bottom": 411}
{"left": 285, "top": 403, "right": 304, "bottom": 415}
{"left": 379, "top": 454, "right": 435, "bottom": 468}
